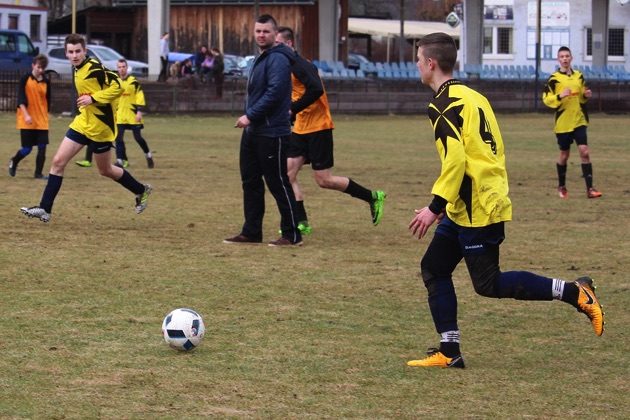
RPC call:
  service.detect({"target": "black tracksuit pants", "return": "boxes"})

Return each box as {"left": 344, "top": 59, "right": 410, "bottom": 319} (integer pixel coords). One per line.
{"left": 239, "top": 130, "right": 301, "bottom": 243}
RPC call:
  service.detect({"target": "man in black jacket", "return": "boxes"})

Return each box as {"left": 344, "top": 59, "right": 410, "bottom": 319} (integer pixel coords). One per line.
{"left": 224, "top": 14, "right": 302, "bottom": 246}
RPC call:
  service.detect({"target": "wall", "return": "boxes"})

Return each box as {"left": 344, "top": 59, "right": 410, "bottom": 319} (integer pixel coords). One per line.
{"left": 0, "top": 3, "right": 48, "bottom": 52}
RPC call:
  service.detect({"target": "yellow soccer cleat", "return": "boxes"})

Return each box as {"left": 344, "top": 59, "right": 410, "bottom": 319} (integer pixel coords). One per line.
{"left": 575, "top": 277, "right": 605, "bottom": 336}
{"left": 407, "top": 348, "right": 465, "bottom": 368}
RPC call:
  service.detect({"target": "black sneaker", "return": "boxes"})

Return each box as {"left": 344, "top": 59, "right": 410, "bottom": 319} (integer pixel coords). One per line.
{"left": 223, "top": 234, "right": 262, "bottom": 244}
{"left": 147, "top": 156, "right": 154, "bottom": 169}
{"left": 9, "top": 159, "right": 16, "bottom": 177}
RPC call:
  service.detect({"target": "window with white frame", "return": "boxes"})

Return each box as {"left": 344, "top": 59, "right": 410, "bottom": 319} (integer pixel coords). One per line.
{"left": 483, "top": 26, "right": 513, "bottom": 56}
{"left": 586, "top": 28, "right": 625, "bottom": 58}
{"left": 30, "top": 15, "right": 41, "bottom": 42}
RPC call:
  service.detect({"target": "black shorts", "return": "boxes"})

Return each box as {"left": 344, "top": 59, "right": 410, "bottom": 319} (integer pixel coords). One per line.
{"left": 556, "top": 125, "right": 587, "bottom": 151}
{"left": 66, "top": 128, "right": 113, "bottom": 154}
{"left": 20, "top": 129, "right": 49, "bottom": 147}
{"left": 287, "top": 129, "right": 334, "bottom": 171}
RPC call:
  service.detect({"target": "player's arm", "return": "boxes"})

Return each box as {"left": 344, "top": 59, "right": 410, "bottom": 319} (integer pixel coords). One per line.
{"left": 16, "top": 74, "right": 29, "bottom": 110}
{"left": 45, "top": 77, "right": 51, "bottom": 113}
{"left": 542, "top": 75, "right": 562, "bottom": 108}
{"left": 291, "top": 59, "right": 324, "bottom": 115}
{"left": 134, "top": 80, "right": 146, "bottom": 122}
{"left": 91, "top": 69, "right": 123, "bottom": 104}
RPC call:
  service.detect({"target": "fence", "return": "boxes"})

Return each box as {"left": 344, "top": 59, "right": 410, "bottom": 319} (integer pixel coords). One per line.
{"left": 2, "top": 71, "right": 629, "bottom": 115}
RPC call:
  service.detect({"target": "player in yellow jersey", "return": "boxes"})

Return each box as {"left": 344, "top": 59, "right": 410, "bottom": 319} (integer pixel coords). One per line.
{"left": 20, "top": 34, "right": 152, "bottom": 223}
{"left": 275, "top": 27, "right": 385, "bottom": 234}
{"left": 406, "top": 33, "right": 604, "bottom": 369}
{"left": 113, "top": 59, "right": 154, "bottom": 169}
{"left": 9, "top": 54, "right": 51, "bottom": 179}
{"left": 543, "top": 46, "right": 601, "bottom": 199}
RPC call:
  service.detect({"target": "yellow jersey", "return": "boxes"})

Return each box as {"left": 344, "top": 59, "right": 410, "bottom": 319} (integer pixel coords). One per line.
{"left": 428, "top": 79, "right": 512, "bottom": 227}
{"left": 116, "top": 75, "right": 145, "bottom": 125}
{"left": 542, "top": 69, "right": 589, "bottom": 133}
{"left": 69, "top": 57, "right": 122, "bottom": 142}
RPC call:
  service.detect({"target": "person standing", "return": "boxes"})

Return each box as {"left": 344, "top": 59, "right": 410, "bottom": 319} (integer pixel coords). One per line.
{"left": 407, "top": 33, "right": 604, "bottom": 368}
{"left": 113, "top": 59, "right": 154, "bottom": 169}
{"left": 210, "top": 47, "right": 224, "bottom": 99}
{"left": 224, "top": 14, "right": 302, "bottom": 246}
{"left": 20, "top": 34, "right": 152, "bottom": 223}
{"left": 275, "top": 27, "right": 386, "bottom": 235}
{"left": 9, "top": 54, "right": 51, "bottom": 179}
{"left": 158, "top": 32, "right": 170, "bottom": 82}
{"left": 543, "top": 46, "right": 601, "bottom": 199}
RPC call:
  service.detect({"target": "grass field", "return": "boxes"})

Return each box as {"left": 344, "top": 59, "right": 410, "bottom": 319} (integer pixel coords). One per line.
{"left": 1, "top": 112, "right": 628, "bottom": 418}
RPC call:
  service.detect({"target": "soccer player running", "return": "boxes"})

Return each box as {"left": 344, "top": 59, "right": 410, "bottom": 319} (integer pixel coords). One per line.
{"left": 407, "top": 33, "right": 604, "bottom": 368}
{"left": 112, "top": 58, "right": 155, "bottom": 169}
{"left": 20, "top": 34, "right": 152, "bottom": 223}
{"left": 9, "top": 54, "right": 51, "bottom": 179}
{"left": 274, "top": 27, "right": 386, "bottom": 235}
{"left": 223, "top": 14, "right": 302, "bottom": 246}
{"left": 543, "top": 46, "right": 601, "bottom": 199}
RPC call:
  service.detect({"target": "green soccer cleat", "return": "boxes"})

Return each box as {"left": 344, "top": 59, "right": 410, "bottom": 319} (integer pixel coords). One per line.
{"left": 75, "top": 160, "right": 92, "bottom": 168}
{"left": 370, "top": 190, "right": 386, "bottom": 226}
{"left": 297, "top": 221, "right": 312, "bottom": 235}
{"left": 135, "top": 184, "right": 153, "bottom": 214}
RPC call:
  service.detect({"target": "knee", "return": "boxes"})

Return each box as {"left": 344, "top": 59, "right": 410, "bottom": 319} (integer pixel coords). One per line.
{"left": 470, "top": 265, "right": 501, "bottom": 298}
{"left": 314, "top": 174, "right": 333, "bottom": 189}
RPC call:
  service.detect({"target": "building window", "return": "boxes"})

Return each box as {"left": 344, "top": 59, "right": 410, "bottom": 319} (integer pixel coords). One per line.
{"left": 483, "top": 26, "right": 513, "bottom": 56}
{"left": 586, "top": 28, "right": 625, "bottom": 57}
{"left": 30, "top": 15, "right": 41, "bottom": 42}
{"left": 8, "top": 14, "right": 19, "bottom": 30}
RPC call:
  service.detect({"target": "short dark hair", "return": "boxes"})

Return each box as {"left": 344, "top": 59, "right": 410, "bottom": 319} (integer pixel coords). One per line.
{"left": 64, "top": 33, "right": 86, "bottom": 50}
{"left": 33, "top": 54, "right": 48, "bottom": 68}
{"left": 118, "top": 58, "right": 128, "bottom": 65}
{"left": 277, "top": 26, "right": 294, "bottom": 43}
{"left": 416, "top": 32, "right": 457, "bottom": 73}
{"left": 256, "top": 14, "right": 278, "bottom": 30}
{"left": 558, "top": 46, "right": 571, "bottom": 55}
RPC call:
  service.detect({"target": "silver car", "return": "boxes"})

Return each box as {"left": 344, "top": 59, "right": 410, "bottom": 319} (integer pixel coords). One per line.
{"left": 46, "top": 44, "right": 148, "bottom": 79}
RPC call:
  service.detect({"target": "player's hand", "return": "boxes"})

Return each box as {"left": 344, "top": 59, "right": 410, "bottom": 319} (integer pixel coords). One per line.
{"left": 135, "top": 112, "right": 142, "bottom": 122}
{"left": 583, "top": 88, "right": 592, "bottom": 98}
{"left": 560, "top": 88, "right": 572, "bottom": 98}
{"left": 24, "top": 114, "right": 32, "bottom": 125}
{"left": 235, "top": 115, "right": 250, "bottom": 128}
{"left": 76, "top": 94, "right": 93, "bottom": 107}
{"left": 409, "top": 207, "right": 439, "bottom": 240}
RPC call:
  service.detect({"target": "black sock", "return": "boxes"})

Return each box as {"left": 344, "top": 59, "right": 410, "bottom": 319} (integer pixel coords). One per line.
{"left": 556, "top": 163, "right": 567, "bottom": 187}
{"left": 344, "top": 178, "right": 372, "bottom": 203}
{"left": 40, "top": 174, "right": 63, "bottom": 213}
{"left": 35, "top": 148, "right": 46, "bottom": 176}
{"left": 581, "top": 163, "right": 593, "bottom": 189}
{"left": 296, "top": 200, "right": 307, "bottom": 222}
{"left": 561, "top": 282, "right": 579, "bottom": 308}
{"left": 439, "top": 341, "right": 461, "bottom": 357}
{"left": 115, "top": 169, "right": 145, "bottom": 195}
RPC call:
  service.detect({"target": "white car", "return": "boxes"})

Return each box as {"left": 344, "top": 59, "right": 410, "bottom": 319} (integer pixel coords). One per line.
{"left": 46, "top": 44, "right": 148, "bottom": 79}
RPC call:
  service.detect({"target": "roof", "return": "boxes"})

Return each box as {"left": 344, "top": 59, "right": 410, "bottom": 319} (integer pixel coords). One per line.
{"left": 348, "top": 17, "right": 460, "bottom": 39}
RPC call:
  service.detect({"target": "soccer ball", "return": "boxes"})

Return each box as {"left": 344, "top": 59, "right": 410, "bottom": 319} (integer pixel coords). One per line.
{"left": 162, "top": 308, "right": 205, "bottom": 351}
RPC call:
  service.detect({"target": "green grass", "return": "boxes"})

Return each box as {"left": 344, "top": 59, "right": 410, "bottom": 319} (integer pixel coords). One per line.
{"left": 1, "top": 112, "right": 628, "bottom": 418}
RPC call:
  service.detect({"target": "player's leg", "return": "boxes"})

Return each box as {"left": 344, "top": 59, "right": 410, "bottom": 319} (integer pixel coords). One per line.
{"left": 574, "top": 126, "right": 601, "bottom": 198}
{"left": 20, "top": 134, "right": 84, "bottom": 221}
{"left": 556, "top": 132, "right": 571, "bottom": 198}
{"left": 286, "top": 132, "right": 310, "bottom": 234}
{"left": 34, "top": 130, "right": 49, "bottom": 179}
{"left": 9, "top": 130, "right": 36, "bottom": 177}
{"left": 462, "top": 222, "right": 604, "bottom": 336}
{"left": 408, "top": 218, "right": 465, "bottom": 368}
{"left": 310, "top": 129, "right": 386, "bottom": 225}
{"left": 92, "top": 142, "right": 151, "bottom": 214}
{"left": 131, "top": 126, "right": 154, "bottom": 168}
{"left": 114, "top": 125, "right": 129, "bottom": 168}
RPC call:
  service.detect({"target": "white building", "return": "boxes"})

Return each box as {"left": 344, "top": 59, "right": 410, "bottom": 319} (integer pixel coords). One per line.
{"left": 482, "top": 0, "right": 630, "bottom": 73}
{"left": 0, "top": 1, "right": 48, "bottom": 52}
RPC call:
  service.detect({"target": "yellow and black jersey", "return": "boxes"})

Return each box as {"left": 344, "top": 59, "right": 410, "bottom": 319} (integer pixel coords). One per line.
{"left": 542, "top": 69, "right": 589, "bottom": 133}
{"left": 69, "top": 57, "right": 122, "bottom": 142}
{"left": 115, "top": 75, "right": 145, "bottom": 125}
{"left": 428, "top": 79, "right": 512, "bottom": 227}
{"left": 16, "top": 73, "right": 50, "bottom": 130}
{"left": 290, "top": 52, "right": 334, "bottom": 134}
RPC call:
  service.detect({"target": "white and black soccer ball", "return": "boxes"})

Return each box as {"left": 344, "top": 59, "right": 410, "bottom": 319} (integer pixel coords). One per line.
{"left": 162, "top": 308, "right": 205, "bottom": 351}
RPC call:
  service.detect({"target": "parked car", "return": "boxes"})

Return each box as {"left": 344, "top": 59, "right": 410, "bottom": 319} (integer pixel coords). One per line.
{"left": 46, "top": 44, "right": 149, "bottom": 79}
{"left": 348, "top": 53, "right": 370, "bottom": 70}
{"left": 0, "top": 30, "right": 39, "bottom": 72}
{"left": 223, "top": 54, "right": 243, "bottom": 77}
